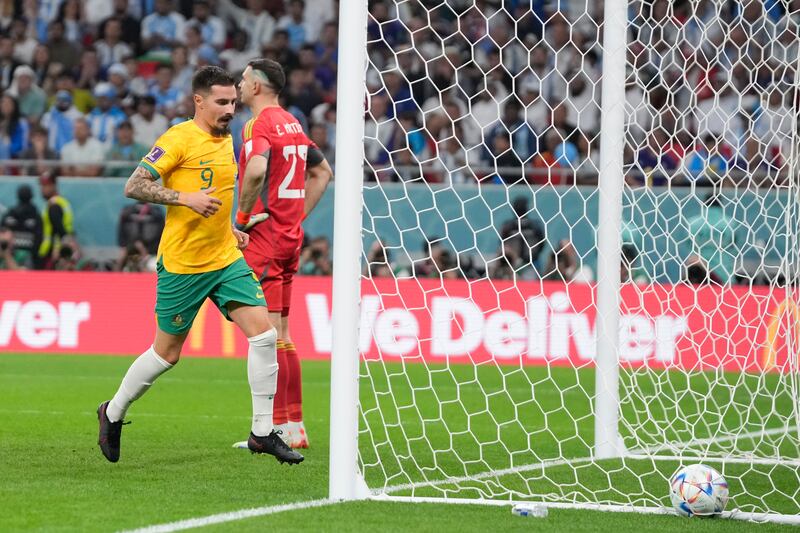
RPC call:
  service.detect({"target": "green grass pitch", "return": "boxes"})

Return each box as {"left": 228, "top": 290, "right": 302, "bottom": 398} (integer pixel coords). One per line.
{"left": 0, "top": 353, "right": 796, "bottom": 532}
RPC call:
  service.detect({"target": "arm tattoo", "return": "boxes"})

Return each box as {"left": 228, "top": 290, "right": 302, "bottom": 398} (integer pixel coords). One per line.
{"left": 124, "top": 166, "right": 181, "bottom": 205}
{"left": 239, "top": 150, "right": 269, "bottom": 214}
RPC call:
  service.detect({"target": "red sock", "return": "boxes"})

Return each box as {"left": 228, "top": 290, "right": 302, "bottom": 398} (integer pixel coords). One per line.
{"left": 285, "top": 341, "right": 303, "bottom": 422}
{"left": 273, "top": 340, "right": 289, "bottom": 425}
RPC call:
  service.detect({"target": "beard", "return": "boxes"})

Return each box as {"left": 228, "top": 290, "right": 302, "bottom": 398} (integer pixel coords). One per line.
{"left": 211, "top": 124, "right": 231, "bottom": 137}
{"left": 211, "top": 116, "right": 233, "bottom": 137}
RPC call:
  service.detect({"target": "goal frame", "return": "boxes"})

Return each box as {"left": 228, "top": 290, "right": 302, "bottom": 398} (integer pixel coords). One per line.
{"left": 327, "top": 0, "right": 800, "bottom": 525}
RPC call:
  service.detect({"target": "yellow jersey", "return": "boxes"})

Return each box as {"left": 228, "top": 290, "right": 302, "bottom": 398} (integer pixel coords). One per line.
{"left": 138, "top": 119, "right": 241, "bottom": 274}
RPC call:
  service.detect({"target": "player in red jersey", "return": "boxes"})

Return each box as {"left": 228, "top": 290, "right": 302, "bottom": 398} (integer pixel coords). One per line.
{"left": 234, "top": 59, "right": 333, "bottom": 448}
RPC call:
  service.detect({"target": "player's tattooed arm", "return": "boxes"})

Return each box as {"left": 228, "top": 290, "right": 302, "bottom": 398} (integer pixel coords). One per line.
{"left": 124, "top": 166, "right": 181, "bottom": 205}
{"left": 239, "top": 150, "right": 269, "bottom": 214}
{"left": 125, "top": 165, "right": 222, "bottom": 217}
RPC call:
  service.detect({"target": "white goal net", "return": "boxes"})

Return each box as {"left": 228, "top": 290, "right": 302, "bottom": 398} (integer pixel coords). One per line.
{"left": 343, "top": 0, "right": 800, "bottom": 521}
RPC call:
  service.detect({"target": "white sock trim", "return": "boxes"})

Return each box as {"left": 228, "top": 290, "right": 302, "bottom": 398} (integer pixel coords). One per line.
{"left": 149, "top": 346, "right": 174, "bottom": 369}
{"left": 248, "top": 328, "right": 277, "bottom": 346}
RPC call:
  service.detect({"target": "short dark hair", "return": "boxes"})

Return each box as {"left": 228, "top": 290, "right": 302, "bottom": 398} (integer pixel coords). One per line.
{"left": 248, "top": 58, "right": 286, "bottom": 93}
{"left": 192, "top": 65, "right": 235, "bottom": 94}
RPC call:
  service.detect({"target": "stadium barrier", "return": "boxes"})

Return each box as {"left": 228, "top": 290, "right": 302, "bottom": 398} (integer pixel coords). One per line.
{"left": 0, "top": 177, "right": 789, "bottom": 283}
{"left": 0, "top": 271, "right": 793, "bottom": 373}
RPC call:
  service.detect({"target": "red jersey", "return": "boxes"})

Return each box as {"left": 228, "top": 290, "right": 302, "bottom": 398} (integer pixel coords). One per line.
{"left": 238, "top": 107, "right": 317, "bottom": 259}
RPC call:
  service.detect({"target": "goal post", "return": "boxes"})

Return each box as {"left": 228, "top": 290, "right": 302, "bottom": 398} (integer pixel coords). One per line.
{"left": 328, "top": 0, "right": 369, "bottom": 502}
{"left": 329, "top": 0, "right": 800, "bottom": 523}
{"left": 593, "top": 0, "right": 627, "bottom": 460}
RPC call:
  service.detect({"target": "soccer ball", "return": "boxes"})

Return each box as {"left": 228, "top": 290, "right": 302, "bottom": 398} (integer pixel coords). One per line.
{"left": 669, "top": 464, "right": 729, "bottom": 517}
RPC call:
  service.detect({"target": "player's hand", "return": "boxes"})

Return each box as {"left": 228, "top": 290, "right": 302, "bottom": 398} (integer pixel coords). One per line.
{"left": 233, "top": 227, "right": 249, "bottom": 250}
{"left": 181, "top": 187, "right": 222, "bottom": 217}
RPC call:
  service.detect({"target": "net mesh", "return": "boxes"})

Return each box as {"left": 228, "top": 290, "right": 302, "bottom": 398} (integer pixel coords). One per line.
{"left": 355, "top": 0, "right": 800, "bottom": 515}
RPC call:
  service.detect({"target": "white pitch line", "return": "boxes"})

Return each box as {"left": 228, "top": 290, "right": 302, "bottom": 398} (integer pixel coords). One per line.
{"left": 628, "top": 425, "right": 799, "bottom": 456}
{"left": 118, "top": 498, "right": 335, "bottom": 533}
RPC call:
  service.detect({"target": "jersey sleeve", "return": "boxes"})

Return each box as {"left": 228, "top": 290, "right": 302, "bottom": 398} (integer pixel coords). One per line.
{"left": 306, "top": 138, "right": 326, "bottom": 167}
{"left": 244, "top": 118, "right": 272, "bottom": 163}
{"left": 138, "top": 128, "right": 186, "bottom": 180}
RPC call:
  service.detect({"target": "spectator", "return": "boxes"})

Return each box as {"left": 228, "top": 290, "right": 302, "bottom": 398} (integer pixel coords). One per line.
{"left": 52, "top": 71, "right": 93, "bottom": 112}
{"left": 218, "top": 0, "right": 276, "bottom": 54}
{"left": 621, "top": 243, "right": 650, "bottom": 284}
{"left": 0, "top": 227, "right": 21, "bottom": 270}
{"left": 530, "top": 129, "right": 561, "bottom": 184}
{"left": 95, "top": 17, "right": 134, "bottom": 69}
{"left": 53, "top": 234, "right": 91, "bottom": 271}
{"left": 1, "top": 185, "right": 42, "bottom": 269}
{"left": 686, "top": 193, "right": 738, "bottom": 284}
{"left": 285, "top": 68, "right": 322, "bottom": 117}
{"left": 488, "top": 240, "right": 533, "bottom": 280}
{"left": 7, "top": 65, "right": 47, "bottom": 121}
{"left": 313, "top": 21, "right": 338, "bottom": 88}
{"left": 141, "top": 0, "right": 186, "bottom": 53}
{"left": 277, "top": 0, "right": 310, "bottom": 51}
{"left": 682, "top": 134, "right": 729, "bottom": 186}
{"left": 40, "top": 90, "right": 82, "bottom": 154}
{"left": 87, "top": 82, "right": 126, "bottom": 146}
{"left": 149, "top": 64, "right": 182, "bottom": 114}
{"left": 262, "top": 30, "right": 299, "bottom": 72}
{"left": 170, "top": 46, "right": 194, "bottom": 95}
{"left": 45, "top": 19, "right": 80, "bottom": 72}
{"left": 130, "top": 95, "right": 168, "bottom": 147}
{"left": 564, "top": 70, "right": 600, "bottom": 136}
{"left": 499, "top": 196, "right": 546, "bottom": 270}
{"left": 519, "top": 79, "right": 549, "bottom": 134}
{"left": 0, "top": 36, "right": 19, "bottom": 90}
{"left": 75, "top": 48, "right": 102, "bottom": 91}
{"left": 0, "top": 94, "right": 30, "bottom": 159}
{"left": 753, "top": 84, "right": 793, "bottom": 171}
{"left": 123, "top": 57, "right": 149, "bottom": 96}
{"left": 105, "top": 121, "right": 149, "bottom": 177}
{"left": 487, "top": 99, "right": 537, "bottom": 163}
{"left": 37, "top": 171, "right": 75, "bottom": 269}
{"left": 364, "top": 239, "right": 400, "bottom": 277}
{"left": 57, "top": 0, "right": 88, "bottom": 44}
{"left": 309, "top": 122, "right": 335, "bottom": 167}
{"left": 9, "top": 17, "right": 38, "bottom": 65}
{"left": 30, "top": 44, "right": 52, "bottom": 87}
{"left": 100, "top": 0, "right": 141, "bottom": 53}
{"left": 60, "top": 117, "right": 105, "bottom": 177}
{"left": 188, "top": 0, "right": 226, "bottom": 50}
{"left": 683, "top": 254, "right": 722, "bottom": 285}
{"left": 299, "top": 236, "right": 332, "bottom": 276}
{"left": 16, "top": 126, "right": 58, "bottom": 176}
{"left": 543, "top": 239, "right": 594, "bottom": 283}
{"left": 107, "top": 62, "right": 131, "bottom": 101}
{"left": 219, "top": 29, "right": 251, "bottom": 75}
{"left": 117, "top": 241, "right": 152, "bottom": 272}
{"left": 117, "top": 200, "right": 165, "bottom": 257}
{"left": 633, "top": 129, "right": 679, "bottom": 186}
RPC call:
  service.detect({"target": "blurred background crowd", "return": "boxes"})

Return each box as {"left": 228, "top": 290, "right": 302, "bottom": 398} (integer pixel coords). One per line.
{"left": 0, "top": 0, "right": 794, "bottom": 285}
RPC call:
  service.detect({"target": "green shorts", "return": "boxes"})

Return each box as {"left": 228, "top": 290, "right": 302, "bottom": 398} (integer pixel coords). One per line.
{"left": 155, "top": 257, "right": 266, "bottom": 335}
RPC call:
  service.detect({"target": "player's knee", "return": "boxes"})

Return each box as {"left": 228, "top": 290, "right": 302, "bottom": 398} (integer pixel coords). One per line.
{"left": 249, "top": 327, "right": 277, "bottom": 348}
{"left": 158, "top": 348, "right": 182, "bottom": 365}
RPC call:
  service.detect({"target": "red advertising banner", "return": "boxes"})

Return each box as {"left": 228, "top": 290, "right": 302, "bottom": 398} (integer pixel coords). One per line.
{"left": 0, "top": 272, "right": 795, "bottom": 372}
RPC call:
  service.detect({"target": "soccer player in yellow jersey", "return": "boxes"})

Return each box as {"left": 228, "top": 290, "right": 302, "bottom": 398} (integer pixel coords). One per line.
{"left": 96, "top": 66, "right": 303, "bottom": 465}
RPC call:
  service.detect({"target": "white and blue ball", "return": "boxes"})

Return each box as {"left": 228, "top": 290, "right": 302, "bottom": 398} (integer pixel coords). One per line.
{"left": 669, "top": 464, "right": 729, "bottom": 517}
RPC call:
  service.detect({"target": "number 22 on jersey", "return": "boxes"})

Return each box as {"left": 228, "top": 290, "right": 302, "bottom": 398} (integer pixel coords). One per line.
{"left": 279, "top": 144, "right": 306, "bottom": 199}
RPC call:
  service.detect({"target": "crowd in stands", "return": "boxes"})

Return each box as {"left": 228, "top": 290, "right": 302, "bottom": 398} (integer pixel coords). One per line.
{"left": 0, "top": 0, "right": 795, "bottom": 187}
{"left": 0, "top": 0, "right": 788, "bottom": 285}
{"left": 0, "top": 0, "right": 338, "bottom": 176}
